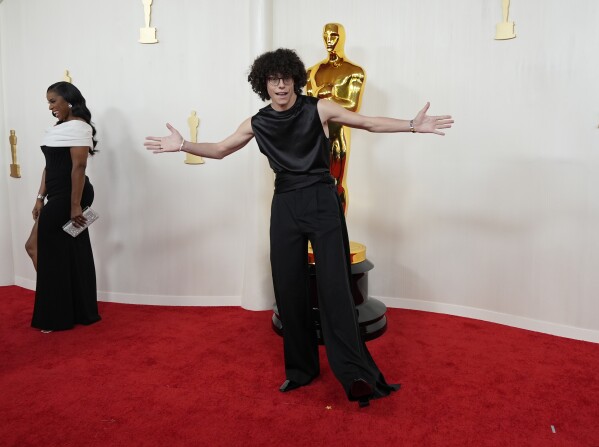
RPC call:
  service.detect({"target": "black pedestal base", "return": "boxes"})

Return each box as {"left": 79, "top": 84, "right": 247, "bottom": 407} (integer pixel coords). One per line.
{"left": 271, "top": 258, "right": 387, "bottom": 343}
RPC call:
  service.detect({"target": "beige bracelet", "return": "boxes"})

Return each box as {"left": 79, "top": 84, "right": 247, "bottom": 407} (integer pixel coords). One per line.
{"left": 178, "top": 139, "right": 185, "bottom": 152}
{"left": 409, "top": 120, "right": 416, "bottom": 133}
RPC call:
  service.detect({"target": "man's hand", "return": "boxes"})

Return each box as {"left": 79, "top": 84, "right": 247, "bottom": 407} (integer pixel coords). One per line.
{"left": 144, "top": 123, "right": 184, "bottom": 153}
{"left": 413, "top": 102, "right": 454, "bottom": 136}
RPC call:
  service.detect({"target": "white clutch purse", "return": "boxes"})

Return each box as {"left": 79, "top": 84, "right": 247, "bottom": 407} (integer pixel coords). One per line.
{"left": 62, "top": 207, "right": 99, "bottom": 237}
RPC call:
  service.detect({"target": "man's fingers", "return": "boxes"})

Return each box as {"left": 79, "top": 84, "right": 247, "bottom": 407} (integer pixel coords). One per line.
{"left": 434, "top": 118, "right": 453, "bottom": 127}
{"left": 146, "top": 124, "right": 184, "bottom": 152}
{"left": 144, "top": 140, "right": 162, "bottom": 149}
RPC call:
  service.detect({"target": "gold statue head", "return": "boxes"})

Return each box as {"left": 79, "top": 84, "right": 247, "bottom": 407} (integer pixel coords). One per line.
{"left": 323, "top": 23, "right": 346, "bottom": 57}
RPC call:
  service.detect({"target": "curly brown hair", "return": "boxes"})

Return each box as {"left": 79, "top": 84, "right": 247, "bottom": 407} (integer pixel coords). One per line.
{"left": 247, "top": 48, "right": 307, "bottom": 101}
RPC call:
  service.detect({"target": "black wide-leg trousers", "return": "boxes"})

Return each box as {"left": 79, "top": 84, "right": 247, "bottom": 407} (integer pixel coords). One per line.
{"left": 270, "top": 181, "right": 398, "bottom": 400}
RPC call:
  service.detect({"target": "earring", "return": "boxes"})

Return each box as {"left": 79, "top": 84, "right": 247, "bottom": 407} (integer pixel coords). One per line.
{"left": 68, "top": 103, "right": 73, "bottom": 108}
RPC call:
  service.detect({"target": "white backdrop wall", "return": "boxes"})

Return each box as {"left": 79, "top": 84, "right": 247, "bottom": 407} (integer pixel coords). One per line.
{"left": 1, "top": 0, "right": 272, "bottom": 307}
{"left": 0, "top": 9, "right": 16, "bottom": 284}
{"left": 1, "top": 0, "right": 598, "bottom": 342}
{"left": 272, "top": 0, "right": 599, "bottom": 341}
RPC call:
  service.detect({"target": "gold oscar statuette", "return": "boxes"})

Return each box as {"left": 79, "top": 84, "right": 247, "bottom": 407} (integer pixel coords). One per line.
{"left": 276, "top": 24, "right": 388, "bottom": 345}
{"left": 306, "top": 23, "right": 366, "bottom": 264}
{"left": 139, "top": 0, "right": 158, "bottom": 44}
{"left": 185, "top": 111, "right": 204, "bottom": 165}
{"left": 9, "top": 130, "right": 21, "bottom": 178}
{"left": 63, "top": 70, "right": 72, "bottom": 83}
{"left": 495, "top": 0, "right": 516, "bottom": 40}
{"left": 306, "top": 22, "right": 365, "bottom": 214}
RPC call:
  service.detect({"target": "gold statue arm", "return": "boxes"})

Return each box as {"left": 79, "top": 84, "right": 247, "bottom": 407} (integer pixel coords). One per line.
{"left": 306, "top": 69, "right": 315, "bottom": 97}
{"left": 318, "top": 74, "right": 364, "bottom": 112}
{"left": 315, "top": 73, "right": 365, "bottom": 112}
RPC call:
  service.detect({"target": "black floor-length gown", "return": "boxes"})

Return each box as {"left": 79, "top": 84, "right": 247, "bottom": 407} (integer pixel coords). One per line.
{"left": 31, "top": 145, "right": 101, "bottom": 331}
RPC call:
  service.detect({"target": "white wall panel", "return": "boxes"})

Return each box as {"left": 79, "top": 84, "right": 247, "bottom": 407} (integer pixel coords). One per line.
{"left": 272, "top": 0, "right": 599, "bottom": 338}
{"left": 1, "top": 0, "right": 261, "bottom": 304}
{"left": 0, "top": 11, "right": 16, "bottom": 284}
{"left": 2, "top": 0, "right": 599, "bottom": 341}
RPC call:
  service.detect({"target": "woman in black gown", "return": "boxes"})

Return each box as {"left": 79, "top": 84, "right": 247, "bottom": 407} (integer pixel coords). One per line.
{"left": 27, "top": 82, "right": 101, "bottom": 332}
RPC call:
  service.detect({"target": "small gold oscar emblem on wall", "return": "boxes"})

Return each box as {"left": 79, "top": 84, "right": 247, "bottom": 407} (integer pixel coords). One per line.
{"left": 495, "top": 0, "right": 516, "bottom": 40}
{"left": 9, "top": 130, "right": 21, "bottom": 178}
{"left": 139, "top": 0, "right": 158, "bottom": 44}
{"left": 64, "top": 70, "right": 72, "bottom": 83}
{"left": 185, "top": 111, "right": 204, "bottom": 165}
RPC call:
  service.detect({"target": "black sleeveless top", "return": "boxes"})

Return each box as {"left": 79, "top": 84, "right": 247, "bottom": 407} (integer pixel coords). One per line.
{"left": 251, "top": 95, "right": 332, "bottom": 193}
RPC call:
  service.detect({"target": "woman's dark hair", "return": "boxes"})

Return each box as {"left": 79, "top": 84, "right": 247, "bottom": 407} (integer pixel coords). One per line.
{"left": 247, "top": 48, "right": 307, "bottom": 101}
{"left": 47, "top": 81, "right": 98, "bottom": 155}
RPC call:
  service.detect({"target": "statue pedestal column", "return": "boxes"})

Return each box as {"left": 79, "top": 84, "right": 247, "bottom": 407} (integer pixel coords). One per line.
{"left": 139, "top": 27, "right": 158, "bottom": 44}
{"left": 495, "top": 22, "right": 516, "bottom": 40}
{"left": 271, "top": 243, "right": 388, "bottom": 343}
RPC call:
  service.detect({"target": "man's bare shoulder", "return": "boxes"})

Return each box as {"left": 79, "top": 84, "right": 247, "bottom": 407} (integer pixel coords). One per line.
{"left": 316, "top": 97, "right": 343, "bottom": 115}
{"left": 240, "top": 117, "right": 255, "bottom": 133}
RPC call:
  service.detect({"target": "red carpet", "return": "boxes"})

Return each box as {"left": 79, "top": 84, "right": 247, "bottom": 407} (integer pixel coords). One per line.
{"left": 1, "top": 285, "right": 598, "bottom": 446}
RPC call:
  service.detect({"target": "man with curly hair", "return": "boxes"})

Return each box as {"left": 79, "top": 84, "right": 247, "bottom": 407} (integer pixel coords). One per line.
{"left": 145, "top": 48, "right": 453, "bottom": 406}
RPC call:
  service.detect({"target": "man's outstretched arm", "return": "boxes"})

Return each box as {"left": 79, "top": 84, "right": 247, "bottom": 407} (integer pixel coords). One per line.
{"left": 144, "top": 118, "right": 255, "bottom": 159}
{"left": 318, "top": 99, "right": 453, "bottom": 136}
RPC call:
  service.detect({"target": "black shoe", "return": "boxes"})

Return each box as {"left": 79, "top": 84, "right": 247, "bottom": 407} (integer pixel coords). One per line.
{"left": 350, "top": 379, "right": 373, "bottom": 407}
{"left": 279, "top": 378, "right": 313, "bottom": 392}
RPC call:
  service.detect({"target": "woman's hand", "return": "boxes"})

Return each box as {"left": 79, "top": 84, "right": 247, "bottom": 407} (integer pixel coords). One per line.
{"left": 412, "top": 102, "right": 454, "bottom": 136}
{"left": 32, "top": 201, "right": 43, "bottom": 221}
{"left": 144, "top": 123, "right": 184, "bottom": 153}
{"left": 70, "top": 204, "right": 87, "bottom": 228}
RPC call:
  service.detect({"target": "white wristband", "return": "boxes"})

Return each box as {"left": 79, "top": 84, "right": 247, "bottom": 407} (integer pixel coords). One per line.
{"left": 178, "top": 139, "right": 185, "bottom": 152}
